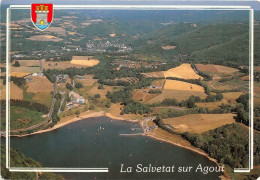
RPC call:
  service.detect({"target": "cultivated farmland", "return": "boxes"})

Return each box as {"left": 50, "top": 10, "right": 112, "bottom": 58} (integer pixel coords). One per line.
{"left": 163, "top": 63, "right": 203, "bottom": 79}
{"left": 163, "top": 113, "right": 236, "bottom": 134}
{"left": 132, "top": 89, "right": 158, "bottom": 102}
{"left": 196, "top": 99, "right": 228, "bottom": 110}
{"left": 10, "top": 72, "right": 31, "bottom": 77}
{"left": 70, "top": 56, "right": 99, "bottom": 66}
{"left": 196, "top": 64, "right": 239, "bottom": 74}
{"left": 33, "top": 92, "right": 52, "bottom": 108}
{"left": 162, "top": 45, "right": 176, "bottom": 50}
{"left": 1, "top": 80, "right": 23, "bottom": 100}
{"left": 27, "top": 76, "right": 54, "bottom": 93}
{"left": 76, "top": 75, "right": 98, "bottom": 87}
{"left": 12, "top": 60, "right": 40, "bottom": 67}
{"left": 27, "top": 35, "right": 63, "bottom": 42}
{"left": 143, "top": 63, "right": 202, "bottom": 79}
{"left": 146, "top": 79, "right": 207, "bottom": 103}
{"left": 222, "top": 92, "right": 244, "bottom": 102}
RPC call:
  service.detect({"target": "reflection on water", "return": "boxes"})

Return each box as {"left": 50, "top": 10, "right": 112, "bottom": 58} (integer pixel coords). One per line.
{"left": 10, "top": 116, "right": 221, "bottom": 179}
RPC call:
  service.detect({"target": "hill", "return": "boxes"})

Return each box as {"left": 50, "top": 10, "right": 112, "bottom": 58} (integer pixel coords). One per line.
{"left": 1, "top": 145, "right": 63, "bottom": 180}
{"left": 134, "top": 23, "right": 258, "bottom": 66}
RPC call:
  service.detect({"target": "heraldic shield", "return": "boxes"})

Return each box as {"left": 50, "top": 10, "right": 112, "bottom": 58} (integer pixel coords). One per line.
{"left": 31, "top": 4, "right": 53, "bottom": 31}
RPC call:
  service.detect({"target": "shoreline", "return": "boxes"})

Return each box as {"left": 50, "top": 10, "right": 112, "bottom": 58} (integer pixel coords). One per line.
{"left": 144, "top": 131, "right": 230, "bottom": 179}
{"left": 8, "top": 111, "right": 139, "bottom": 137}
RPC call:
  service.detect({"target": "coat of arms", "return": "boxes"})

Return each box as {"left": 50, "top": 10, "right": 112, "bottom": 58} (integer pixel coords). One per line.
{"left": 31, "top": 4, "right": 53, "bottom": 31}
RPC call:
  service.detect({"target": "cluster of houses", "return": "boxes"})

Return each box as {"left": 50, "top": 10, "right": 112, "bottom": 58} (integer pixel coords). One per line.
{"left": 85, "top": 40, "right": 132, "bottom": 53}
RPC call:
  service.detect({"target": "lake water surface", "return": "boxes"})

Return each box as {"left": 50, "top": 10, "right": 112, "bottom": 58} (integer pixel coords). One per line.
{"left": 10, "top": 116, "right": 222, "bottom": 179}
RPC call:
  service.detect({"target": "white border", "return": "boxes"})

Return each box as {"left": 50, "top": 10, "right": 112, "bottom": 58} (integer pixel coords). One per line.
{"left": 5, "top": 4, "right": 254, "bottom": 173}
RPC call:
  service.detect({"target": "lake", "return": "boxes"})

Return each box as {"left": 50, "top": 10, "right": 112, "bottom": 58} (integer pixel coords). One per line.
{"left": 9, "top": 116, "right": 222, "bottom": 179}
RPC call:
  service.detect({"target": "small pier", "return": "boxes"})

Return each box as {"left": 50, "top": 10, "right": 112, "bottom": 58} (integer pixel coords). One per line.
{"left": 119, "top": 133, "right": 144, "bottom": 136}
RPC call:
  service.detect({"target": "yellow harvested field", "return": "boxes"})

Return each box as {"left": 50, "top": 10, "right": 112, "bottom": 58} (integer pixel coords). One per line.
{"left": 68, "top": 32, "right": 76, "bottom": 35}
{"left": 162, "top": 45, "right": 176, "bottom": 50}
{"left": 27, "top": 76, "right": 53, "bottom": 93}
{"left": 147, "top": 79, "right": 207, "bottom": 102}
{"left": 254, "top": 97, "right": 260, "bottom": 106}
{"left": 12, "top": 60, "right": 39, "bottom": 67}
{"left": 163, "top": 113, "right": 236, "bottom": 134}
{"left": 132, "top": 89, "right": 158, "bottom": 102}
{"left": 223, "top": 92, "right": 243, "bottom": 101}
{"left": 45, "top": 27, "right": 66, "bottom": 35}
{"left": 11, "top": 66, "right": 41, "bottom": 73}
{"left": 152, "top": 79, "right": 165, "bottom": 87}
{"left": 164, "top": 79, "right": 205, "bottom": 91}
{"left": 143, "top": 71, "right": 165, "bottom": 78}
{"left": 241, "top": 75, "right": 249, "bottom": 81}
{"left": 108, "top": 103, "right": 124, "bottom": 117}
{"left": 33, "top": 92, "right": 52, "bottom": 107}
{"left": 77, "top": 75, "right": 98, "bottom": 86}
{"left": 70, "top": 56, "right": 99, "bottom": 66}
{"left": 214, "top": 65, "right": 239, "bottom": 73}
{"left": 1, "top": 81, "right": 23, "bottom": 100}
{"left": 255, "top": 66, "right": 260, "bottom": 72}
{"left": 254, "top": 86, "right": 260, "bottom": 97}
{"left": 81, "top": 22, "right": 91, "bottom": 26}
{"left": 147, "top": 89, "right": 207, "bottom": 103}
{"left": 10, "top": 72, "right": 30, "bottom": 77}
{"left": 163, "top": 63, "right": 203, "bottom": 79}
{"left": 27, "top": 35, "right": 63, "bottom": 42}
{"left": 109, "top": 33, "right": 116, "bottom": 37}
{"left": 196, "top": 64, "right": 239, "bottom": 74}
{"left": 196, "top": 99, "right": 228, "bottom": 110}
{"left": 42, "top": 59, "right": 89, "bottom": 70}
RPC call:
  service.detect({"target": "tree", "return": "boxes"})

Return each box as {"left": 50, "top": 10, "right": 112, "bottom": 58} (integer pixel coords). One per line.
{"left": 179, "top": 100, "right": 187, "bottom": 107}
{"left": 205, "top": 86, "right": 211, "bottom": 95}
{"left": 98, "top": 84, "right": 104, "bottom": 89}
{"left": 205, "top": 95, "right": 216, "bottom": 102}
{"left": 89, "top": 104, "right": 94, "bottom": 110}
{"left": 75, "top": 82, "right": 83, "bottom": 89}
{"left": 187, "top": 99, "right": 195, "bottom": 108}
{"left": 237, "top": 108, "right": 249, "bottom": 125}
{"left": 216, "top": 92, "right": 223, "bottom": 101}
{"left": 13, "top": 61, "right": 20, "bottom": 67}
{"left": 75, "top": 110, "right": 80, "bottom": 115}
{"left": 94, "top": 94, "right": 101, "bottom": 99}
{"left": 105, "top": 100, "right": 111, "bottom": 108}
{"left": 66, "top": 83, "right": 73, "bottom": 90}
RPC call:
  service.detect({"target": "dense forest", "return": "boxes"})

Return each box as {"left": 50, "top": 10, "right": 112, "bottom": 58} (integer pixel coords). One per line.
{"left": 181, "top": 123, "right": 260, "bottom": 169}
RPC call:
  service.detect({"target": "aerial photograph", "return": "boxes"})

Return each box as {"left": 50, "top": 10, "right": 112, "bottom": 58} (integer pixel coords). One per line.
{"left": 0, "top": 1, "right": 260, "bottom": 179}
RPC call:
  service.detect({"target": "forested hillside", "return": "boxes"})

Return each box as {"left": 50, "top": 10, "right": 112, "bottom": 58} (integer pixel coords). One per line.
{"left": 135, "top": 23, "right": 258, "bottom": 65}
{"left": 1, "top": 146, "right": 64, "bottom": 180}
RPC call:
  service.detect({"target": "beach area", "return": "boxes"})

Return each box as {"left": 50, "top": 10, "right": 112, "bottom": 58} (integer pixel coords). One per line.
{"left": 8, "top": 110, "right": 139, "bottom": 137}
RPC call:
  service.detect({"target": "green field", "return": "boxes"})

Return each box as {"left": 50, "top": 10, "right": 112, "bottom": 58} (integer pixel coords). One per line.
{"left": 1, "top": 106, "right": 44, "bottom": 130}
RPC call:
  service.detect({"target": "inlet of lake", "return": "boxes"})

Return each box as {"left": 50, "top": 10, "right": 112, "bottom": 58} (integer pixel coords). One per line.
{"left": 9, "top": 116, "right": 222, "bottom": 179}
